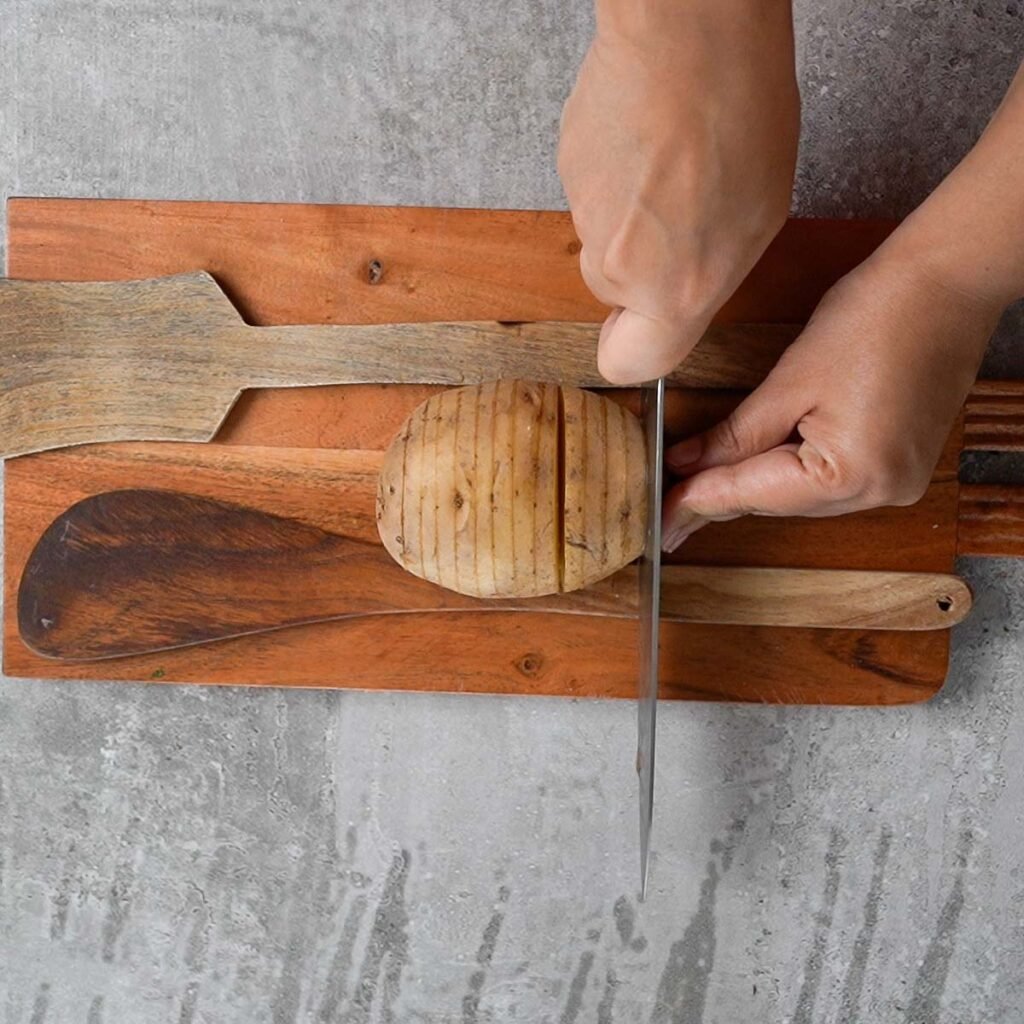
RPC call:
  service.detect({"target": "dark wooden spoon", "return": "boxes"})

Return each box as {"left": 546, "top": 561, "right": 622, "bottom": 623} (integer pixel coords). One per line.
{"left": 17, "top": 489, "right": 971, "bottom": 661}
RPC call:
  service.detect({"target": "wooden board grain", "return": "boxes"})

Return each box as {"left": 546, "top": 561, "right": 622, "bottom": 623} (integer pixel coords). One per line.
{"left": 7, "top": 199, "right": 897, "bottom": 324}
{"left": 3, "top": 451, "right": 946, "bottom": 703}
{"left": 4, "top": 199, "right": 957, "bottom": 703}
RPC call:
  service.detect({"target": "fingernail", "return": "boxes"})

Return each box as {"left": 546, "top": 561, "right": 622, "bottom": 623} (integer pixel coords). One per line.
{"left": 661, "top": 527, "right": 689, "bottom": 553}
{"left": 667, "top": 437, "right": 702, "bottom": 470}
{"left": 662, "top": 510, "right": 705, "bottom": 553}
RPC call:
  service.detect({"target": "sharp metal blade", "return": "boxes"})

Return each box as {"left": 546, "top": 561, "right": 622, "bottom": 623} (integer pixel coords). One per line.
{"left": 637, "top": 376, "right": 665, "bottom": 901}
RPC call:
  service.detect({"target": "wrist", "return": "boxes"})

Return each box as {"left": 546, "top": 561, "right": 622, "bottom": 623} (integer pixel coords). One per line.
{"left": 852, "top": 246, "right": 1003, "bottom": 366}
{"left": 875, "top": 217, "right": 1018, "bottom": 322}
{"left": 872, "top": 63, "right": 1024, "bottom": 312}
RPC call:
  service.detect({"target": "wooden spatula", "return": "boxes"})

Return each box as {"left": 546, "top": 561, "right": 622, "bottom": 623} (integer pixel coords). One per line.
{"left": 0, "top": 272, "right": 802, "bottom": 459}
{"left": 18, "top": 489, "right": 972, "bottom": 661}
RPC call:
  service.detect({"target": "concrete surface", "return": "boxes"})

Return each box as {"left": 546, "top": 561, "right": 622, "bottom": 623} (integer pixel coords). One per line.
{"left": 2, "top": 1, "right": 1023, "bottom": 1020}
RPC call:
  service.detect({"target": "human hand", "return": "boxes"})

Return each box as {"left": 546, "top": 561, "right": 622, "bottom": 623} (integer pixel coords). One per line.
{"left": 558, "top": 0, "right": 800, "bottom": 384}
{"left": 661, "top": 253, "right": 1002, "bottom": 551}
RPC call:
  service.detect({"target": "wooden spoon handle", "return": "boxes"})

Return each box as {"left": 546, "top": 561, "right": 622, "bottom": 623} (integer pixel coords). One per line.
{"left": 0, "top": 271, "right": 803, "bottom": 458}
{"left": 17, "top": 490, "right": 972, "bottom": 661}
{"left": 238, "top": 321, "right": 802, "bottom": 391}
{"left": 662, "top": 566, "right": 970, "bottom": 631}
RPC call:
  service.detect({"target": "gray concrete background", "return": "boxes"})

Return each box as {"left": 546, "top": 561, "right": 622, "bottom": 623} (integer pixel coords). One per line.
{"left": 1, "top": 1, "right": 1023, "bottom": 1021}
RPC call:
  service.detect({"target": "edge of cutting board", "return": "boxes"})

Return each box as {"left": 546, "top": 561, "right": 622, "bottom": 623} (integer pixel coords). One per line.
{"left": 3, "top": 200, "right": 957, "bottom": 704}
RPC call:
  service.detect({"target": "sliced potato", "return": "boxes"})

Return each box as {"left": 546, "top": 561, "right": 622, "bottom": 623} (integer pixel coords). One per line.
{"left": 563, "top": 389, "right": 646, "bottom": 591}
{"left": 377, "top": 379, "right": 646, "bottom": 597}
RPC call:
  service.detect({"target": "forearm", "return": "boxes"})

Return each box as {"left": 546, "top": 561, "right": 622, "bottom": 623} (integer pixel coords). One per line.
{"left": 882, "top": 60, "right": 1024, "bottom": 310}
{"left": 596, "top": 0, "right": 795, "bottom": 58}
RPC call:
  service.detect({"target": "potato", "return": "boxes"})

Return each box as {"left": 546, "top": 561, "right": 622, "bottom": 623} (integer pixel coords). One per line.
{"left": 376, "top": 380, "right": 647, "bottom": 597}
{"left": 561, "top": 385, "right": 648, "bottom": 593}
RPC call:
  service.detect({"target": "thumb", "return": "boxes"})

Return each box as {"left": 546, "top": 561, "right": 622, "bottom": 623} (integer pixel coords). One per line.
{"left": 597, "top": 308, "right": 707, "bottom": 384}
{"left": 666, "top": 376, "right": 803, "bottom": 475}
{"left": 661, "top": 442, "right": 841, "bottom": 552}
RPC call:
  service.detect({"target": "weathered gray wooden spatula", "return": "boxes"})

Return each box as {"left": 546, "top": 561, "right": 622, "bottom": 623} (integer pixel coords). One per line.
{"left": 0, "top": 272, "right": 801, "bottom": 459}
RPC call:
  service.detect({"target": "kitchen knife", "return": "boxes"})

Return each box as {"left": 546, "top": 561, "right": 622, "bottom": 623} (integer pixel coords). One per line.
{"left": 637, "top": 377, "right": 665, "bottom": 901}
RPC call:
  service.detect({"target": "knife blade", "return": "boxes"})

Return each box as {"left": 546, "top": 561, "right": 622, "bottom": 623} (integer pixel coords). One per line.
{"left": 637, "top": 376, "right": 665, "bottom": 901}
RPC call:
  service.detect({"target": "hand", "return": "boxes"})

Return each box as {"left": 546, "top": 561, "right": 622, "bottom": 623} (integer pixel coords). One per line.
{"left": 558, "top": 0, "right": 800, "bottom": 384}
{"left": 661, "top": 253, "right": 1002, "bottom": 551}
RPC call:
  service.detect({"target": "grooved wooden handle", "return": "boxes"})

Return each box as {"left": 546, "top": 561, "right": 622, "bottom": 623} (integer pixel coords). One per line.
{"left": 958, "top": 484, "right": 1024, "bottom": 558}
{"left": 959, "top": 381, "right": 1024, "bottom": 557}
{"left": 965, "top": 380, "right": 1024, "bottom": 452}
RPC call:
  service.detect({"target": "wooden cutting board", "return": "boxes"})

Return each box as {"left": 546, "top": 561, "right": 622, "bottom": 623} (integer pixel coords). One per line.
{"left": 4, "top": 199, "right": 1021, "bottom": 704}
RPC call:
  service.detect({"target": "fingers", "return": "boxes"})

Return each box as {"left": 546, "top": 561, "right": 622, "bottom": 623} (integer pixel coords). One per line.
{"left": 660, "top": 374, "right": 808, "bottom": 550}
{"left": 666, "top": 380, "right": 802, "bottom": 474}
{"left": 657, "top": 356, "right": 812, "bottom": 549}
{"left": 579, "top": 247, "right": 711, "bottom": 384}
{"left": 597, "top": 308, "right": 709, "bottom": 384}
{"left": 661, "top": 442, "right": 847, "bottom": 551}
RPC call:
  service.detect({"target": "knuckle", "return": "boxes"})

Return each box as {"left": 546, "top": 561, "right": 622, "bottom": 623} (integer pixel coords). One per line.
{"left": 889, "top": 485, "right": 929, "bottom": 508}
{"left": 599, "top": 214, "right": 709, "bottom": 305}
{"left": 681, "top": 469, "right": 746, "bottom": 520}
{"left": 800, "top": 446, "right": 866, "bottom": 504}
{"left": 578, "top": 244, "right": 597, "bottom": 276}
{"left": 711, "top": 414, "right": 750, "bottom": 461}
{"left": 598, "top": 232, "right": 636, "bottom": 288}
{"left": 589, "top": 218, "right": 724, "bottom": 320}
{"left": 866, "top": 463, "right": 904, "bottom": 504}
{"left": 859, "top": 441, "right": 931, "bottom": 506}
{"left": 809, "top": 445, "right": 929, "bottom": 510}
{"left": 578, "top": 248, "right": 616, "bottom": 306}
{"left": 670, "top": 269, "right": 720, "bottom": 321}
{"left": 872, "top": 458, "right": 930, "bottom": 507}
{"left": 578, "top": 247, "right": 604, "bottom": 286}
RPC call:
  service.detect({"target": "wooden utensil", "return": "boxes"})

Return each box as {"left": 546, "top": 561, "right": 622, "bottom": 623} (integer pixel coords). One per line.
{"left": 17, "top": 489, "right": 971, "bottom": 661}
{"left": 0, "top": 271, "right": 802, "bottom": 460}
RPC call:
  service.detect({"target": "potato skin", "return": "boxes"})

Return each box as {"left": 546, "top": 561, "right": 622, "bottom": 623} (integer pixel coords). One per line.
{"left": 377, "top": 380, "right": 646, "bottom": 598}
{"left": 562, "top": 386, "right": 647, "bottom": 592}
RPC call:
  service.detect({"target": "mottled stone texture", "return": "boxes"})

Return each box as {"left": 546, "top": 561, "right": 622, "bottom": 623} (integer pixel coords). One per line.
{"left": 2, "top": 1, "right": 1024, "bottom": 1021}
